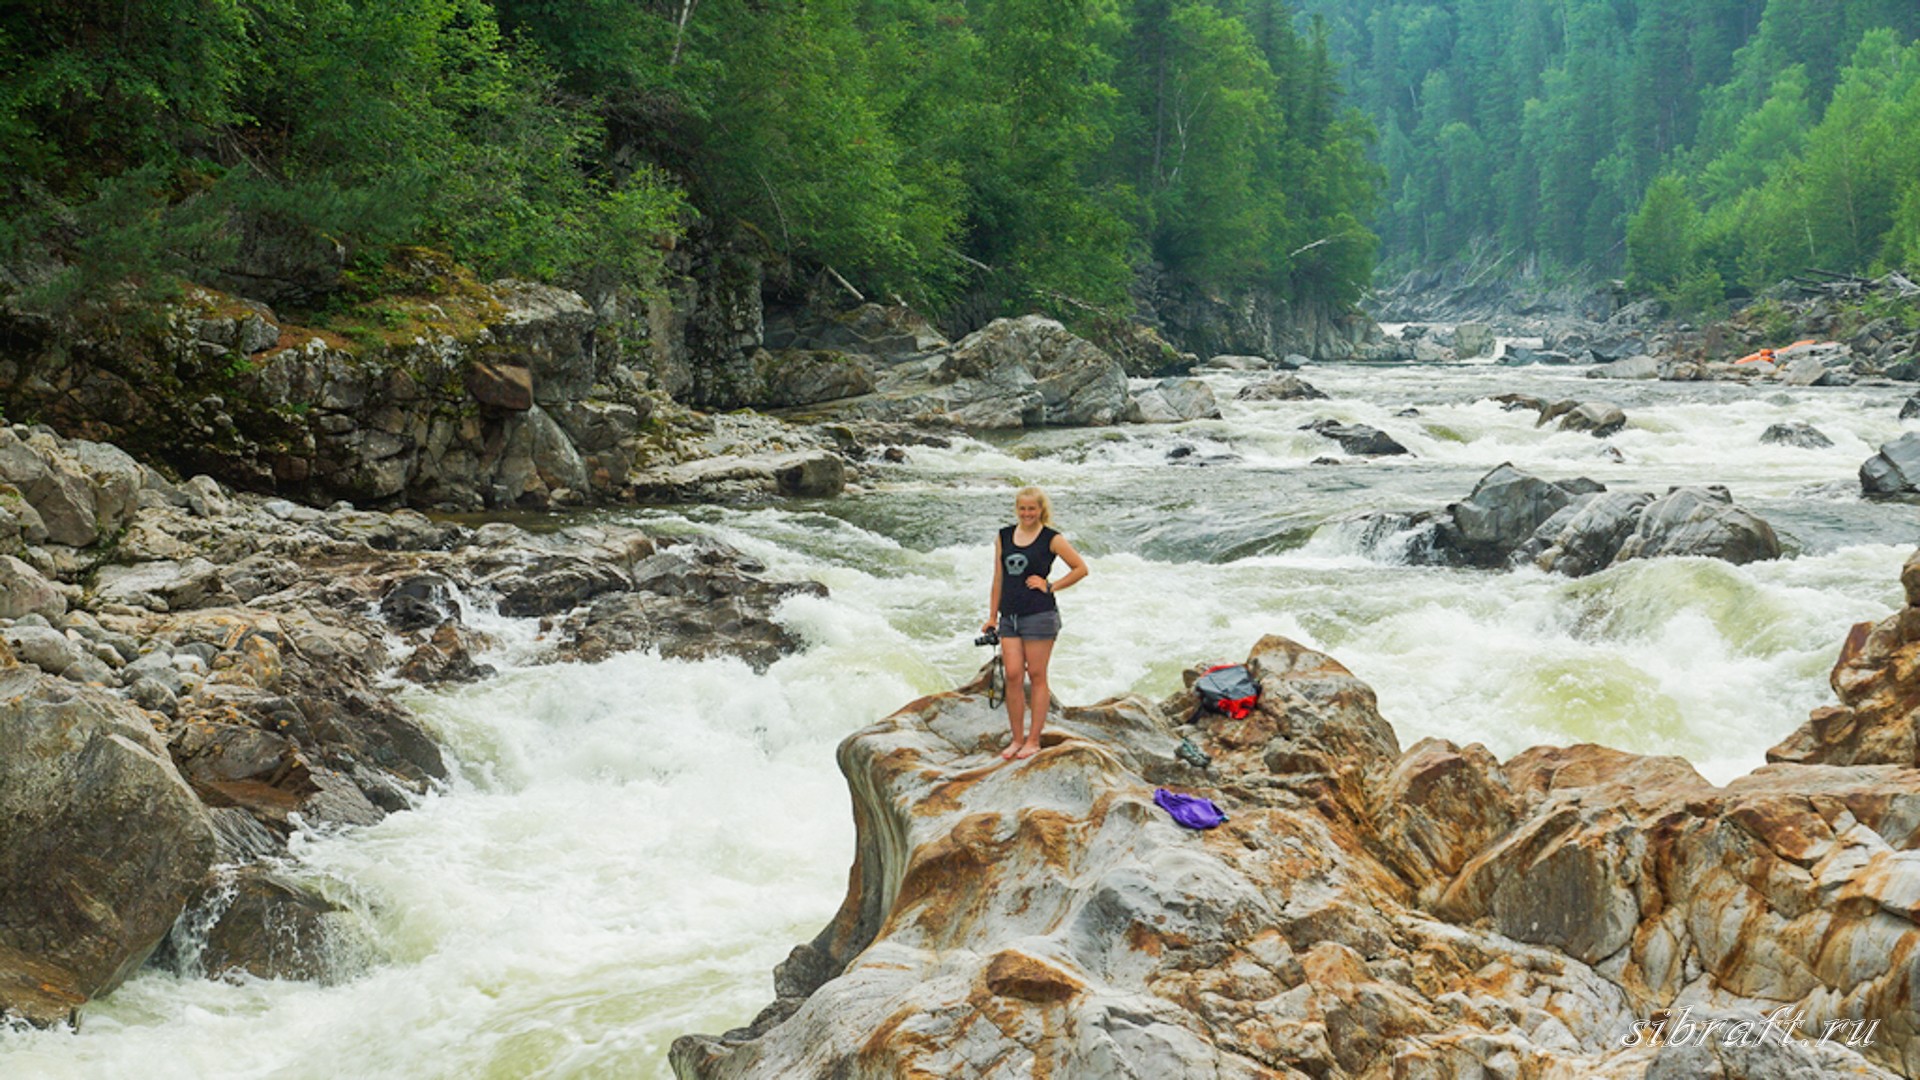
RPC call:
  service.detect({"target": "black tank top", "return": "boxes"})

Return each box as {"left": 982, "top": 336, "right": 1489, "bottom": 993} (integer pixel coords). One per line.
{"left": 999, "top": 525, "right": 1059, "bottom": 616}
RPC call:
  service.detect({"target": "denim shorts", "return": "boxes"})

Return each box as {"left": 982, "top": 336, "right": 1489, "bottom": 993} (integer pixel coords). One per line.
{"left": 997, "top": 610, "right": 1061, "bottom": 640}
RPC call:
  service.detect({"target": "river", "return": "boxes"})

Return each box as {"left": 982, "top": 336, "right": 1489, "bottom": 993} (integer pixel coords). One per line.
{"left": 6, "top": 361, "right": 1915, "bottom": 1078}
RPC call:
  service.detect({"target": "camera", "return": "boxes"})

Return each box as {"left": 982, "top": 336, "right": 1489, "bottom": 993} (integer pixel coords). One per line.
{"left": 974, "top": 628, "right": 1000, "bottom": 647}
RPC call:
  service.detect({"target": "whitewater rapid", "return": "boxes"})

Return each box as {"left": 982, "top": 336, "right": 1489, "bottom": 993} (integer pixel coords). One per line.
{"left": 6, "top": 362, "right": 1914, "bottom": 1078}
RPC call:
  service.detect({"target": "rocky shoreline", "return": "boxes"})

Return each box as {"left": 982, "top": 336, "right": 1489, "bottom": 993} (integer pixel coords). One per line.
{"left": 0, "top": 425, "right": 818, "bottom": 1024}
{"left": 673, "top": 550, "right": 1920, "bottom": 1079}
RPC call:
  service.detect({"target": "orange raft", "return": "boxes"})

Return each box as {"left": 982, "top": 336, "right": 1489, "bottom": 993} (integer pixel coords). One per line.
{"left": 1735, "top": 339, "right": 1817, "bottom": 364}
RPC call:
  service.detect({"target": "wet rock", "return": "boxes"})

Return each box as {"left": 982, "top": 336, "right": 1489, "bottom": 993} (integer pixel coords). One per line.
{"left": 0, "top": 668, "right": 216, "bottom": 1024}
{"left": 1126, "top": 377, "right": 1220, "bottom": 423}
{"left": 379, "top": 573, "right": 460, "bottom": 632}
{"left": 186, "top": 868, "right": 350, "bottom": 982}
{"left": 1487, "top": 391, "right": 1548, "bottom": 413}
{"left": 1900, "top": 394, "right": 1920, "bottom": 419}
{"left": 1760, "top": 421, "right": 1834, "bottom": 449}
{"left": 486, "top": 554, "right": 634, "bottom": 618}
{"left": 1769, "top": 549, "right": 1920, "bottom": 768}
{"left": 1354, "top": 465, "right": 1779, "bottom": 578}
{"left": 1554, "top": 400, "right": 1627, "bottom": 437}
{"left": 1302, "top": 419, "right": 1409, "bottom": 456}
{"left": 1235, "top": 373, "right": 1327, "bottom": 401}
{"left": 1442, "top": 463, "right": 1576, "bottom": 566}
{"left": 1861, "top": 432, "right": 1920, "bottom": 496}
{"left": 1529, "top": 490, "right": 1656, "bottom": 576}
{"left": 1612, "top": 486, "right": 1781, "bottom": 566}
{"left": 397, "top": 621, "right": 495, "bottom": 684}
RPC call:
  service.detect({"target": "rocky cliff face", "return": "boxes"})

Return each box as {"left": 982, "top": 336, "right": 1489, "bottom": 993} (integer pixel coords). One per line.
{"left": 0, "top": 254, "right": 663, "bottom": 511}
{"left": 1131, "top": 262, "right": 1374, "bottom": 363}
{"left": 673, "top": 554, "right": 1920, "bottom": 1080}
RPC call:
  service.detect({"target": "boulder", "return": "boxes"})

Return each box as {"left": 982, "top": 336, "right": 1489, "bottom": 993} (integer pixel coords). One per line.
{"left": 0, "top": 668, "right": 217, "bottom": 1024}
{"left": 628, "top": 448, "right": 848, "bottom": 501}
{"left": 1500, "top": 345, "right": 1576, "bottom": 366}
{"left": 1902, "top": 394, "right": 1920, "bottom": 420}
{"left": 824, "top": 316, "right": 1130, "bottom": 429}
{"left": 1235, "top": 374, "right": 1327, "bottom": 401}
{"left": 1302, "top": 420, "right": 1409, "bottom": 456}
{"left": 981, "top": 317, "right": 1131, "bottom": 426}
{"left": 2, "top": 623, "right": 85, "bottom": 676}
{"left": 1861, "top": 432, "right": 1920, "bottom": 496}
{"left": 1586, "top": 354, "right": 1659, "bottom": 380}
{"left": 487, "top": 279, "right": 599, "bottom": 407}
{"left": 1769, "top": 549, "right": 1920, "bottom": 768}
{"left": 749, "top": 348, "right": 877, "bottom": 408}
{"left": 1779, "top": 355, "right": 1828, "bottom": 386}
{"left": 1452, "top": 322, "right": 1495, "bottom": 359}
{"left": 378, "top": 573, "right": 459, "bottom": 633}
{"left": 772, "top": 451, "right": 847, "bottom": 498}
{"left": 92, "top": 558, "right": 237, "bottom": 612}
{"left": 0, "top": 429, "right": 100, "bottom": 547}
{"left": 1554, "top": 401, "right": 1627, "bottom": 437}
{"left": 0, "top": 554, "right": 66, "bottom": 620}
{"left": 186, "top": 868, "right": 349, "bottom": 983}
{"left": 465, "top": 359, "right": 534, "bottom": 411}
{"left": 1612, "top": 486, "right": 1781, "bottom": 566}
{"left": 674, "top": 619, "right": 1920, "bottom": 1079}
{"left": 397, "top": 621, "right": 495, "bottom": 684}
{"left": 1443, "top": 464, "right": 1575, "bottom": 566}
{"left": 1126, "top": 378, "right": 1220, "bottom": 423}
{"left": 1194, "top": 354, "right": 1271, "bottom": 372}
{"left": 1760, "top": 421, "right": 1834, "bottom": 449}
{"left": 1529, "top": 490, "right": 1655, "bottom": 577}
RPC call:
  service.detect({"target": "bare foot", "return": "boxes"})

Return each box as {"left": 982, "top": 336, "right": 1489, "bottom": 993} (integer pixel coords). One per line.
{"left": 999, "top": 744, "right": 1019, "bottom": 760}
{"left": 1013, "top": 742, "right": 1039, "bottom": 759}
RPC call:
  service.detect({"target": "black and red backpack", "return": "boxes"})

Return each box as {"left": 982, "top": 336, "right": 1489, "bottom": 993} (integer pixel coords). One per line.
{"left": 1191, "top": 663, "right": 1260, "bottom": 721}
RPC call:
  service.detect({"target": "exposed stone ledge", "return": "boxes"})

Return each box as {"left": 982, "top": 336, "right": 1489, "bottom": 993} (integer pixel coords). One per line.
{"left": 675, "top": 555, "right": 1920, "bottom": 1079}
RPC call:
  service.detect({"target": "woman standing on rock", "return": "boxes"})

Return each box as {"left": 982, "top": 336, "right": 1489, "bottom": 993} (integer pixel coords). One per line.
{"left": 983, "top": 486, "right": 1088, "bottom": 759}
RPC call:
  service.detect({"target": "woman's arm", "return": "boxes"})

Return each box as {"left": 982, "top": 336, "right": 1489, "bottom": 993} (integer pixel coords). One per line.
{"left": 985, "top": 535, "right": 1003, "bottom": 631}
{"left": 1044, "top": 535, "right": 1089, "bottom": 594}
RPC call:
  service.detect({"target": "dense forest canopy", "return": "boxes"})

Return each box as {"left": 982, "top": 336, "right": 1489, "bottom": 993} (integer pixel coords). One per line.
{"left": 1298, "top": 0, "right": 1920, "bottom": 302}
{"left": 0, "top": 0, "right": 1379, "bottom": 322}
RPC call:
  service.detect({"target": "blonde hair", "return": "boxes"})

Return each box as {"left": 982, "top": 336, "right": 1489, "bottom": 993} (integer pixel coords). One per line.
{"left": 1014, "top": 485, "right": 1054, "bottom": 526}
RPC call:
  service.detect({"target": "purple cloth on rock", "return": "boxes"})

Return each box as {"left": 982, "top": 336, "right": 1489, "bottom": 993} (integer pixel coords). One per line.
{"left": 1154, "top": 788, "right": 1228, "bottom": 830}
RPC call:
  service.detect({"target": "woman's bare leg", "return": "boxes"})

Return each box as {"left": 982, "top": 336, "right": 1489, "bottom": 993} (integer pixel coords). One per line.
{"left": 1000, "top": 636, "right": 1027, "bottom": 758}
{"left": 1014, "top": 639, "right": 1054, "bottom": 758}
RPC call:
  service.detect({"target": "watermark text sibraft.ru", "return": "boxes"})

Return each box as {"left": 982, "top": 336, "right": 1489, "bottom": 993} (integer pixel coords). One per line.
{"left": 1619, "top": 1006, "right": 1879, "bottom": 1049}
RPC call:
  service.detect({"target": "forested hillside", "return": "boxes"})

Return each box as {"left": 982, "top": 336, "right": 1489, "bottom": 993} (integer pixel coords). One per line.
{"left": 0, "top": 0, "right": 1378, "bottom": 323}
{"left": 1300, "top": 0, "right": 1920, "bottom": 300}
